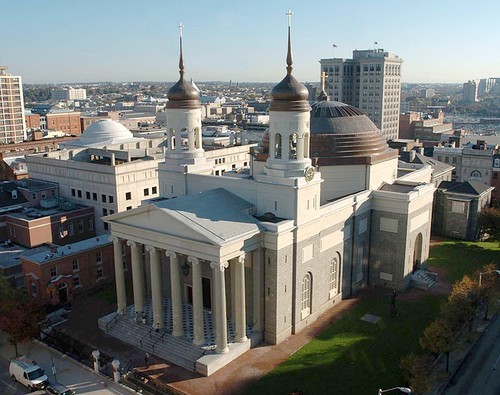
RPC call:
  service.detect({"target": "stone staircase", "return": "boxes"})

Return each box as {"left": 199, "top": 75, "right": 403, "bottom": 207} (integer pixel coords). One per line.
{"left": 411, "top": 269, "right": 438, "bottom": 290}
{"left": 102, "top": 314, "right": 206, "bottom": 372}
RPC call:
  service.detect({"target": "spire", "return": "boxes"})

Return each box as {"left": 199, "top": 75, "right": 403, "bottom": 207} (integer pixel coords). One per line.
{"left": 178, "top": 22, "right": 185, "bottom": 79}
{"left": 286, "top": 9, "right": 293, "bottom": 76}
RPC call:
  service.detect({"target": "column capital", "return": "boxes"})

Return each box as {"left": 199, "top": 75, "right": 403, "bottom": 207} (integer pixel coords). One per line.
{"left": 187, "top": 256, "right": 199, "bottom": 265}
{"left": 145, "top": 245, "right": 157, "bottom": 254}
{"left": 126, "top": 240, "right": 136, "bottom": 248}
{"left": 165, "top": 250, "right": 177, "bottom": 259}
{"left": 109, "top": 235, "right": 120, "bottom": 244}
{"left": 238, "top": 253, "right": 246, "bottom": 264}
{"left": 210, "top": 261, "right": 228, "bottom": 272}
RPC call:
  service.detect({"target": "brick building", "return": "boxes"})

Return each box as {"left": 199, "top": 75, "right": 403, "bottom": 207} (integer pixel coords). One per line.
{"left": 22, "top": 236, "right": 117, "bottom": 306}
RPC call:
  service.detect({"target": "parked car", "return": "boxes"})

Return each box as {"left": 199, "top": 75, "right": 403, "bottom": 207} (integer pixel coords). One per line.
{"left": 9, "top": 355, "right": 49, "bottom": 391}
{"left": 45, "top": 382, "right": 75, "bottom": 395}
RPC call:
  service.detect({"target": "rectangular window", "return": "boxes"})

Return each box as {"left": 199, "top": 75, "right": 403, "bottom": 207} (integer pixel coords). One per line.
{"left": 77, "top": 190, "right": 82, "bottom": 198}
{"left": 144, "top": 188, "right": 149, "bottom": 196}
{"left": 86, "top": 191, "right": 91, "bottom": 199}
{"left": 32, "top": 192, "right": 37, "bottom": 200}
{"left": 68, "top": 222, "right": 74, "bottom": 236}
{"left": 104, "top": 222, "right": 109, "bottom": 230}
{"left": 88, "top": 218, "right": 94, "bottom": 231}
{"left": 110, "top": 210, "right": 114, "bottom": 215}
{"left": 126, "top": 206, "right": 132, "bottom": 210}
{"left": 96, "top": 251, "right": 103, "bottom": 264}
{"left": 126, "top": 192, "right": 131, "bottom": 200}
{"left": 109, "top": 195, "right": 114, "bottom": 203}
{"left": 451, "top": 201, "right": 465, "bottom": 213}
{"left": 72, "top": 259, "right": 79, "bottom": 271}
{"left": 41, "top": 191, "right": 47, "bottom": 198}
{"left": 73, "top": 276, "right": 80, "bottom": 287}
{"left": 97, "top": 267, "right": 104, "bottom": 279}
{"left": 102, "top": 208, "right": 107, "bottom": 216}
{"left": 93, "top": 193, "right": 97, "bottom": 201}
{"left": 71, "top": 188, "right": 76, "bottom": 197}
{"left": 152, "top": 187, "right": 157, "bottom": 194}
{"left": 101, "top": 194, "right": 107, "bottom": 203}
{"left": 50, "top": 266, "right": 57, "bottom": 278}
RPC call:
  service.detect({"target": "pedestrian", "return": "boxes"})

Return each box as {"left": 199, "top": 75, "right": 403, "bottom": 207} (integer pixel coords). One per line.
{"left": 144, "top": 352, "right": 150, "bottom": 368}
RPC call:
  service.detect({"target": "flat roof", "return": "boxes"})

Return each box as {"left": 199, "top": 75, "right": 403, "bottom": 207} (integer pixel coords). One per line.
{"left": 7, "top": 202, "right": 89, "bottom": 221}
{"left": 23, "top": 236, "right": 112, "bottom": 265}
{"left": 0, "top": 243, "right": 50, "bottom": 269}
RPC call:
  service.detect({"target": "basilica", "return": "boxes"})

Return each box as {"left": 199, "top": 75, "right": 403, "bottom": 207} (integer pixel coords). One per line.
{"left": 100, "top": 24, "right": 435, "bottom": 375}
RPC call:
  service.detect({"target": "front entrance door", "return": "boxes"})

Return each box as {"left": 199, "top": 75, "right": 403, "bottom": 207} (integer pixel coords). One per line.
{"left": 413, "top": 233, "right": 423, "bottom": 272}
{"left": 58, "top": 283, "right": 68, "bottom": 304}
{"left": 202, "top": 277, "right": 211, "bottom": 309}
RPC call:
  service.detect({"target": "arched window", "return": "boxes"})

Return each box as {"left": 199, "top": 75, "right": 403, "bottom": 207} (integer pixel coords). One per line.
{"left": 303, "top": 133, "right": 309, "bottom": 158}
{"left": 301, "top": 273, "right": 312, "bottom": 319}
{"left": 470, "top": 170, "right": 481, "bottom": 180}
{"left": 289, "top": 133, "right": 297, "bottom": 159}
{"left": 136, "top": 142, "right": 141, "bottom": 149}
{"left": 330, "top": 253, "right": 340, "bottom": 298}
{"left": 274, "top": 133, "right": 282, "bottom": 159}
{"left": 494, "top": 158, "right": 500, "bottom": 168}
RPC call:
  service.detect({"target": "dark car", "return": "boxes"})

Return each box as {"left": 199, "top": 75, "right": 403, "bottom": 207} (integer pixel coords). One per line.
{"left": 45, "top": 383, "right": 75, "bottom": 395}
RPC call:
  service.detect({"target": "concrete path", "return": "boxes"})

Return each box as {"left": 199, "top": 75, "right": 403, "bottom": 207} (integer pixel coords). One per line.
{"left": 0, "top": 333, "right": 135, "bottom": 395}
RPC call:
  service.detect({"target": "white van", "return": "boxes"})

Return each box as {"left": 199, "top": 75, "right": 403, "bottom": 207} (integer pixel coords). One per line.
{"left": 9, "top": 355, "right": 49, "bottom": 391}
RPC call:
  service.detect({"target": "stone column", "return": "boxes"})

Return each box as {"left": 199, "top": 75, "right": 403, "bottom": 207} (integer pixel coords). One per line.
{"left": 234, "top": 254, "right": 248, "bottom": 342}
{"left": 297, "top": 136, "right": 305, "bottom": 160}
{"left": 166, "top": 250, "right": 183, "bottom": 337}
{"left": 146, "top": 246, "right": 163, "bottom": 329}
{"left": 230, "top": 261, "right": 236, "bottom": 323}
{"left": 188, "top": 130, "right": 195, "bottom": 151}
{"left": 188, "top": 256, "right": 205, "bottom": 345}
{"left": 252, "top": 249, "right": 262, "bottom": 331}
{"left": 210, "top": 261, "right": 229, "bottom": 353}
{"left": 109, "top": 236, "right": 126, "bottom": 313}
{"left": 127, "top": 240, "right": 145, "bottom": 316}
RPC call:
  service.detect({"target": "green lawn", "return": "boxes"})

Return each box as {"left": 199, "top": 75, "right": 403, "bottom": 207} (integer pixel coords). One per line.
{"left": 245, "top": 294, "right": 442, "bottom": 395}
{"left": 428, "top": 241, "right": 500, "bottom": 283}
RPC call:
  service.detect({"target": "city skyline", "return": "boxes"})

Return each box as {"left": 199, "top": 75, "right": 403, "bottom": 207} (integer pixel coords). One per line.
{"left": 2, "top": 0, "right": 499, "bottom": 84}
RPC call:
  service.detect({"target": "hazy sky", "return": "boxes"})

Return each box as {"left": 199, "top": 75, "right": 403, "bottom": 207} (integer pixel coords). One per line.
{"left": 2, "top": 0, "right": 499, "bottom": 84}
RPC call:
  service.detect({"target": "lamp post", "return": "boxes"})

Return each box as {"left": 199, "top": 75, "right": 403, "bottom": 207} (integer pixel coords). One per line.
{"left": 479, "top": 270, "right": 500, "bottom": 287}
{"left": 378, "top": 387, "right": 412, "bottom": 395}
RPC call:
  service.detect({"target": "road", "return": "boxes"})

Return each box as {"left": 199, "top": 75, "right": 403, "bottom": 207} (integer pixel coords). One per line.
{"left": 0, "top": 333, "right": 135, "bottom": 395}
{"left": 443, "top": 314, "right": 500, "bottom": 395}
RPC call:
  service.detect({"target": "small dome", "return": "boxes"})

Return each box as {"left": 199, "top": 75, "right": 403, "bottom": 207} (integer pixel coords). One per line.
{"left": 80, "top": 120, "right": 135, "bottom": 145}
{"left": 166, "top": 78, "right": 200, "bottom": 109}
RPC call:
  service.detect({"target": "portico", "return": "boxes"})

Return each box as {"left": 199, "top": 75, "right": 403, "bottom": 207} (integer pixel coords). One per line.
{"left": 101, "top": 188, "right": 264, "bottom": 374}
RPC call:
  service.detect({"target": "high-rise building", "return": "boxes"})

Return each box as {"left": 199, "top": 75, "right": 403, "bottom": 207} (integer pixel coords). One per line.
{"left": 320, "top": 49, "right": 403, "bottom": 141}
{"left": 462, "top": 80, "right": 478, "bottom": 103}
{"left": 51, "top": 87, "right": 87, "bottom": 101}
{"left": 0, "top": 66, "right": 27, "bottom": 144}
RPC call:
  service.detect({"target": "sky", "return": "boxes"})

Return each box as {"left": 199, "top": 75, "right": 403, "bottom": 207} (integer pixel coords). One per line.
{"left": 2, "top": 0, "right": 499, "bottom": 84}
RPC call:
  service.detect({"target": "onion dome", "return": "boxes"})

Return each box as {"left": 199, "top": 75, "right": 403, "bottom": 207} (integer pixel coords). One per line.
{"left": 269, "top": 21, "right": 310, "bottom": 112}
{"left": 166, "top": 26, "right": 200, "bottom": 109}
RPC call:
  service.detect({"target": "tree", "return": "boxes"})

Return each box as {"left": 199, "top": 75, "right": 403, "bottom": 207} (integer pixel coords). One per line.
{"left": 0, "top": 278, "right": 45, "bottom": 355}
{"left": 420, "top": 319, "right": 458, "bottom": 373}
{"left": 477, "top": 207, "right": 500, "bottom": 241}
{"left": 476, "top": 263, "right": 500, "bottom": 320}
{"left": 441, "top": 275, "right": 479, "bottom": 331}
{"left": 400, "top": 352, "right": 434, "bottom": 395}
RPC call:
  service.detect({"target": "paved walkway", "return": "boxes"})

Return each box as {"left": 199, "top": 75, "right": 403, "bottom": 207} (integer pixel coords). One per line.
{"left": 0, "top": 333, "right": 134, "bottom": 395}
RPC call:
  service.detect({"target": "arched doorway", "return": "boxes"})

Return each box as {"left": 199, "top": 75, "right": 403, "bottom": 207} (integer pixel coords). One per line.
{"left": 413, "top": 233, "right": 423, "bottom": 272}
{"left": 58, "top": 283, "right": 68, "bottom": 304}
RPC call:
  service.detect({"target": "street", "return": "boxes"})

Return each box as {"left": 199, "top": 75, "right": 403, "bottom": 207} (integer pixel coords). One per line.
{"left": 443, "top": 314, "right": 500, "bottom": 395}
{"left": 0, "top": 333, "right": 135, "bottom": 395}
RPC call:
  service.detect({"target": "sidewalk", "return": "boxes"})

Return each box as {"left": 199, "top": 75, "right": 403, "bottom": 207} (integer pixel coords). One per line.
{"left": 0, "top": 333, "right": 134, "bottom": 395}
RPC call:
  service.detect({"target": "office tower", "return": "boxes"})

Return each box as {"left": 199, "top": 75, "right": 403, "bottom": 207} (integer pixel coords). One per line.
{"left": 320, "top": 49, "right": 403, "bottom": 141}
{"left": 462, "top": 80, "right": 478, "bottom": 103}
{"left": 0, "top": 66, "right": 27, "bottom": 143}
{"left": 51, "top": 87, "right": 87, "bottom": 101}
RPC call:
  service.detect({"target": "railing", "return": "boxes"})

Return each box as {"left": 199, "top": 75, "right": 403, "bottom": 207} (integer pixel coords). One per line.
{"left": 152, "top": 328, "right": 171, "bottom": 353}
{"left": 140, "top": 322, "right": 160, "bottom": 348}
{"left": 105, "top": 309, "right": 125, "bottom": 333}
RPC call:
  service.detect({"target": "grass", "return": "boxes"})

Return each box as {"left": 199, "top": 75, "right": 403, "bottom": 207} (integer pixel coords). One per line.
{"left": 245, "top": 294, "right": 442, "bottom": 395}
{"left": 94, "top": 277, "right": 134, "bottom": 306}
{"left": 428, "top": 241, "right": 500, "bottom": 283}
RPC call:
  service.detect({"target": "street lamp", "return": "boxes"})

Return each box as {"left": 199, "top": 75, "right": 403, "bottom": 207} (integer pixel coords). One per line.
{"left": 378, "top": 387, "right": 412, "bottom": 395}
{"left": 479, "top": 270, "right": 500, "bottom": 287}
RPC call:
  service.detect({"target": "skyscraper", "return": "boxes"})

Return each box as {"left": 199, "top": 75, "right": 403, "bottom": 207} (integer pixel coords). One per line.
{"left": 320, "top": 49, "right": 403, "bottom": 141}
{"left": 0, "top": 67, "right": 27, "bottom": 144}
{"left": 462, "top": 80, "right": 478, "bottom": 103}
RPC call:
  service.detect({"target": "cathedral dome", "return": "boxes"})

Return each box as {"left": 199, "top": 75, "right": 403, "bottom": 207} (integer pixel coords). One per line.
{"left": 258, "top": 100, "right": 397, "bottom": 165}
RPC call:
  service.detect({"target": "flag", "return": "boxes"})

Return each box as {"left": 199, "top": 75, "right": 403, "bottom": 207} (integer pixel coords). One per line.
{"left": 332, "top": 44, "right": 338, "bottom": 48}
